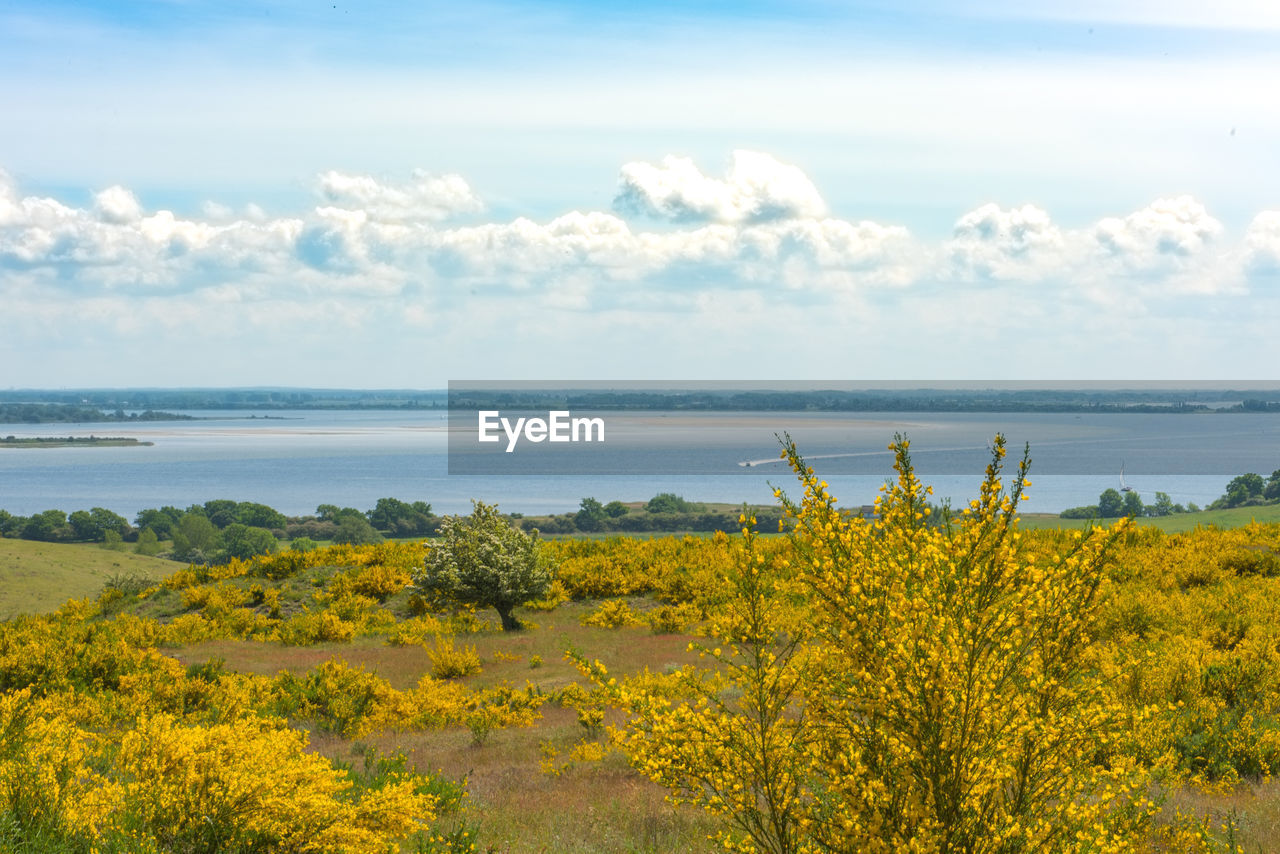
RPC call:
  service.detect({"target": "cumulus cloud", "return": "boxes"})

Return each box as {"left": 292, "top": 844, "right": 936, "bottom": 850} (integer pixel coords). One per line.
{"left": 940, "top": 195, "right": 1239, "bottom": 297}
{"left": 1093, "top": 195, "right": 1222, "bottom": 267}
{"left": 93, "top": 185, "right": 143, "bottom": 224}
{"left": 316, "top": 169, "right": 482, "bottom": 223}
{"left": 1242, "top": 211, "right": 1280, "bottom": 275}
{"left": 947, "top": 203, "right": 1065, "bottom": 280}
{"left": 0, "top": 157, "right": 1270, "bottom": 320}
{"left": 614, "top": 150, "right": 827, "bottom": 224}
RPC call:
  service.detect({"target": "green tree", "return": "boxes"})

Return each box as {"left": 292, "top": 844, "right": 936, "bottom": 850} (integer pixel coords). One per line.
{"left": 68, "top": 509, "right": 102, "bottom": 541}
{"left": 202, "top": 499, "right": 240, "bottom": 528}
{"left": 1223, "top": 473, "right": 1265, "bottom": 507}
{"left": 575, "top": 497, "right": 606, "bottom": 532}
{"left": 234, "top": 502, "right": 287, "bottom": 531}
{"left": 22, "top": 509, "right": 67, "bottom": 542}
{"left": 645, "top": 492, "right": 693, "bottom": 514}
{"left": 135, "top": 506, "right": 182, "bottom": 539}
{"left": 171, "top": 513, "right": 220, "bottom": 563}
{"left": 333, "top": 515, "right": 383, "bottom": 545}
{"left": 316, "top": 504, "right": 352, "bottom": 523}
{"left": 1150, "top": 491, "right": 1177, "bottom": 516}
{"left": 135, "top": 527, "right": 162, "bottom": 556}
{"left": 1097, "top": 488, "right": 1125, "bottom": 518}
{"left": 410, "top": 501, "right": 554, "bottom": 631}
{"left": 367, "top": 498, "right": 434, "bottom": 537}
{"left": 68, "top": 508, "right": 127, "bottom": 543}
{"left": 1122, "top": 490, "right": 1145, "bottom": 518}
{"left": 1264, "top": 470, "right": 1280, "bottom": 501}
{"left": 604, "top": 500, "right": 628, "bottom": 518}
{"left": 221, "top": 523, "right": 277, "bottom": 561}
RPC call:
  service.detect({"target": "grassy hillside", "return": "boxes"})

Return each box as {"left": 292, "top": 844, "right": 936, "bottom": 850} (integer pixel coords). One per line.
{"left": 0, "top": 538, "right": 175, "bottom": 619}
{"left": 1020, "top": 502, "right": 1280, "bottom": 532}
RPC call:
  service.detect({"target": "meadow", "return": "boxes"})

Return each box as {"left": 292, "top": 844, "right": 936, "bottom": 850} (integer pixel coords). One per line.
{"left": 3, "top": 440, "right": 1280, "bottom": 852}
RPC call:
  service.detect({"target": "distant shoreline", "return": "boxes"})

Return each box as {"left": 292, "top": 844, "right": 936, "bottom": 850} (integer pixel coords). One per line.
{"left": 0, "top": 436, "right": 153, "bottom": 449}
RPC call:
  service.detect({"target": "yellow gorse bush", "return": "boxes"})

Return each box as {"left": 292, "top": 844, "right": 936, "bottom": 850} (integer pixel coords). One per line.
{"left": 605, "top": 435, "right": 1161, "bottom": 854}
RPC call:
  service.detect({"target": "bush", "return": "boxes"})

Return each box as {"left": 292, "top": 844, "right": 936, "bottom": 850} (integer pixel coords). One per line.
{"left": 410, "top": 501, "right": 554, "bottom": 631}
{"left": 611, "top": 435, "right": 1155, "bottom": 853}
{"left": 645, "top": 493, "right": 695, "bottom": 514}
{"left": 580, "top": 599, "right": 643, "bottom": 628}
{"left": 428, "top": 637, "right": 482, "bottom": 680}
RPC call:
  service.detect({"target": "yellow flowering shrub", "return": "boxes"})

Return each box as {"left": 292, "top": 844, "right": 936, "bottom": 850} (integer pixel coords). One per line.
{"left": 110, "top": 713, "right": 437, "bottom": 851}
{"left": 385, "top": 615, "right": 449, "bottom": 646}
{"left": 429, "top": 636, "right": 483, "bottom": 679}
{"left": 581, "top": 598, "right": 644, "bottom": 628}
{"left": 276, "top": 609, "right": 359, "bottom": 645}
{"left": 606, "top": 436, "right": 1161, "bottom": 853}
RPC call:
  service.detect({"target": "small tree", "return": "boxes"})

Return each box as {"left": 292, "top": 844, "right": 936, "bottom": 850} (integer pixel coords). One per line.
{"left": 576, "top": 497, "right": 606, "bottom": 532}
{"left": 410, "top": 501, "right": 553, "bottom": 631}
{"left": 1266, "top": 470, "right": 1280, "bottom": 501}
{"left": 1150, "top": 491, "right": 1176, "bottom": 516}
{"left": 1097, "top": 487, "right": 1125, "bottom": 518}
{"left": 333, "top": 515, "right": 383, "bottom": 545}
{"left": 1223, "top": 472, "right": 1266, "bottom": 507}
{"left": 221, "top": 523, "right": 277, "bottom": 561}
{"left": 135, "top": 527, "right": 162, "bottom": 556}
{"left": 646, "top": 493, "right": 693, "bottom": 514}
{"left": 1122, "top": 489, "right": 1145, "bottom": 518}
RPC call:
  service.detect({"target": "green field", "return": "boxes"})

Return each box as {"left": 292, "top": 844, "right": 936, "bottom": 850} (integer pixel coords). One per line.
{"left": 0, "top": 538, "right": 175, "bottom": 619}
{"left": 1020, "top": 502, "right": 1280, "bottom": 532}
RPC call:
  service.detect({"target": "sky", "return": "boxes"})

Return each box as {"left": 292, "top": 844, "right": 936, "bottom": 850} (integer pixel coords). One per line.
{"left": 2, "top": 0, "right": 1279, "bottom": 388}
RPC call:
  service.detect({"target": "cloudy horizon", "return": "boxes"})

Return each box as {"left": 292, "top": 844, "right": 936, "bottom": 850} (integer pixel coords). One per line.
{"left": 3, "top": 1, "right": 1278, "bottom": 387}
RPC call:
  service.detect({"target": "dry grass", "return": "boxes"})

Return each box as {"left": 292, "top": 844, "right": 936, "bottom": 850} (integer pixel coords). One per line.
{"left": 1155, "top": 778, "right": 1280, "bottom": 854}
{"left": 168, "top": 600, "right": 717, "bottom": 852}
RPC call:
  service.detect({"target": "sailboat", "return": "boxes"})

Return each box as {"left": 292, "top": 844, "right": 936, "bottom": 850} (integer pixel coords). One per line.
{"left": 1120, "top": 462, "right": 1134, "bottom": 493}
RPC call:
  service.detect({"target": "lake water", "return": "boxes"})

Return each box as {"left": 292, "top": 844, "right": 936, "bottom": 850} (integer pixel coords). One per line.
{"left": 2, "top": 409, "right": 1279, "bottom": 519}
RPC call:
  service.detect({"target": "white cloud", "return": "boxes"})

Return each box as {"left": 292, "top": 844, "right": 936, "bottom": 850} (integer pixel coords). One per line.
{"left": 1242, "top": 211, "right": 1280, "bottom": 275}
{"left": 938, "top": 195, "right": 1239, "bottom": 298}
{"left": 316, "top": 169, "right": 483, "bottom": 223}
{"left": 93, "top": 185, "right": 143, "bottom": 224}
{"left": 947, "top": 203, "right": 1065, "bottom": 281}
{"left": 614, "top": 150, "right": 827, "bottom": 224}
{"left": 1092, "top": 195, "right": 1222, "bottom": 267}
{"left": 0, "top": 155, "right": 1269, "bottom": 332}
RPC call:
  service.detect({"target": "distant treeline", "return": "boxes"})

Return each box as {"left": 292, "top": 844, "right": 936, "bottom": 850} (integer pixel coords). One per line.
{"left": 0, "top": 389, "right": 447, "bottom": 411}
{"left": 8, "top": 387, "right": 1280, "bottom": 414}
{"left": 0, "top": 492, "right": 800, "bottom": 559}
{"left": 0, "top": 497, "right": 438, "bottom": 565}
{"left": 449, "top": 388, "right": 1280, "bottom": 413}
{"left": 1059, "top": 469, "right": 1280, "bottom": 519}
{"left": 0, "top": 403, "right": 193, "bottom": 424}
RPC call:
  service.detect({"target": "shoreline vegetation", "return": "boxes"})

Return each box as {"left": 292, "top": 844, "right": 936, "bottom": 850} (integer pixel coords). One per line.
{"left": 0, "top": 403, "right": 193, "bottom": 424}
{"left": 5, "top": 386, "right": 1280, "bottom": 414}
{"left": 0, "top": 435, "right": 153, "bottom": 448}
{"left": 5, "top": 481, "right": 1280, "bottom": 566}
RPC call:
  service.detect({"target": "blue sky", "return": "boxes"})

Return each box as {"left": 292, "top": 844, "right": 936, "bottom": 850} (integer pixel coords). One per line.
{"left": 2, "top": 0, "right": 1279, "bottom": 387}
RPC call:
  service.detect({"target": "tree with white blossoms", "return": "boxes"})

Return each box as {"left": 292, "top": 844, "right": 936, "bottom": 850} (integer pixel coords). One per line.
{"left": 411, "top": 500, "right": 554, "bottom": 631}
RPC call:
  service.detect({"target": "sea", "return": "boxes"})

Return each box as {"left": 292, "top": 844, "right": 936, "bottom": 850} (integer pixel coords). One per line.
{"left": 2, "top": 409, "right": 1280, "bottom": 520}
